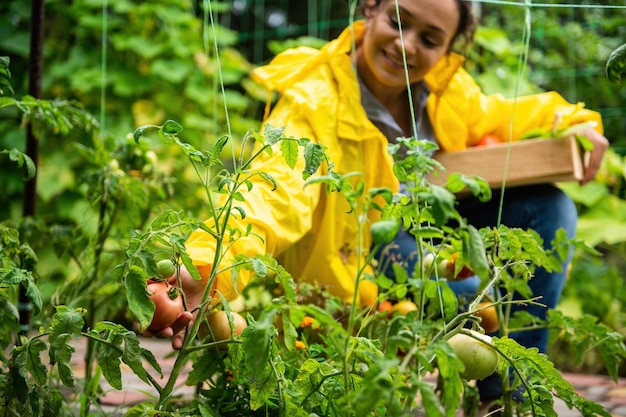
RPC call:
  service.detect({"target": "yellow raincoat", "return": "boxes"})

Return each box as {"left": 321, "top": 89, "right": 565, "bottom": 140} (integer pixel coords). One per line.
{"left": 185, "top": 21, "right": 603, "bottom": 305}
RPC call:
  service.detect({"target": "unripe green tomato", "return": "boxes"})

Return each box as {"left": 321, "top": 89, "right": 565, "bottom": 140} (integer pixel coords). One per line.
{"left": 448, "top": 330, "right": 499, "bottom": 380}
{"left": 156, "top": 259, "right": 176, "bottom": 278}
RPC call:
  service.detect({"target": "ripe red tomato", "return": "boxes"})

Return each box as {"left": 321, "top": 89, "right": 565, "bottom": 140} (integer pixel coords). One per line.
{"left": 146, "top": 280, "right": 184, "bottom": 332}
{"left": 475, "top": 134, "right": 502, "bottom": 147}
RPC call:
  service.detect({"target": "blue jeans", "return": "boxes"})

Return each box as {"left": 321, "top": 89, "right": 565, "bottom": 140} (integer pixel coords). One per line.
{"left": 375, "top": 184, "right": 577, "bottom": 399}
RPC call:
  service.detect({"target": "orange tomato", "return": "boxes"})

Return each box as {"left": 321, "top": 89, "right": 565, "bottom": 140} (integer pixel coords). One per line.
{"left": 300, "top": 316, "right": 315, "bottom": 328}
{"left": 378, "top": 300, "right": 394, "bottom": 316}
{"left": 475, "top": 301, "right": 499, "bottom": 334}
{"left": 393, "top": 300, "right": 418, "bottom": 315}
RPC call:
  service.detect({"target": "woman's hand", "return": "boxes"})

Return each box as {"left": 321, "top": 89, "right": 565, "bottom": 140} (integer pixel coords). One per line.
{"left": 143, "top": 264, "right": 207, "bottom": 350}
{"left": 580, "top": 128, "right": 609, "bottom": 185}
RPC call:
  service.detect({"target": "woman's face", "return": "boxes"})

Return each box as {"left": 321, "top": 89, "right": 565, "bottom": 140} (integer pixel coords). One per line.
{"left": 357, "top": 0, "right": 460, "bottom": 92}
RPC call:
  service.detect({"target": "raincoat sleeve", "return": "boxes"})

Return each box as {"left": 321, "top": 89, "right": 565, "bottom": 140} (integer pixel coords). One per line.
{"left": 184, "top": 93, "right": 323, "bottom": 301}
{"left": 459, "top": 71, "right": 602, "bottom": 146}
{"left": 433, "top": 67, "right": 604, "bottom": 151}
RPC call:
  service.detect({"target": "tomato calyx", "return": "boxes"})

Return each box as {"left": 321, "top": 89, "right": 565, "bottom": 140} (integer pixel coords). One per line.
{"left": 166, "top": 286, "right": 181, "bottom": 300}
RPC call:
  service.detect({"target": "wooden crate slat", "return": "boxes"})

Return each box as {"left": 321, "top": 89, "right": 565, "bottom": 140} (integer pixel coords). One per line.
{"left": 428, "top": 136, "right": 584, "bottom": 188}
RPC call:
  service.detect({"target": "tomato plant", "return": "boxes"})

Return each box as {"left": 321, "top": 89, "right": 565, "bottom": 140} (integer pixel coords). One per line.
{"left": 146, "top": 280, "right": 184, "bottom": 332}
{"left": 448, "top": 330, "right": 500, "bottom": 380}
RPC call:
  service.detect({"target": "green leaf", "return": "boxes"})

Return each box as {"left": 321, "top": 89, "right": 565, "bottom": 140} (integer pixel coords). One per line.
{"left": 249, "top": 362, "right": 277, "bottom": 410}
{"left": 282, "top": 309, "right": 299, "bottom": 351}
{"left": 421, "top": 185, "right": 457, "bottom": 226}
{"left": 280, "top": 138, "right": 299, "bottom": 169}
{"left": 302, "top": 141, "right": 326, "bottom": 180}
{"left": 14, "top": 338, "right": 48, "bottom": 386}
{"left": 121, "top": 331, "right": 150, "bottom": 384}
{"left": 141, "top": 347, "right": 163, "bottom": 378}
{"left": 124, "top": 401, "right": 159, "bottom": 417}
{"left": 494, "top": 336, "right": 612, "bottom": 417}
{"left": 410, "top": 225, "right": 445, "bottom": 239}
{"left": 242, "top": 315, "right": 277, "bottom": 409}
{"left": 370, "top": 218, "right": 401, "bottom": 245}
{"left": 352, "top": 357, "right": 398, "bottom": 415}
{"left": 264, "top": 123, "right": 285, "bottom": 145}
{"left": 433, "top": 341, "right": 464, "bottom": 416}
{"left": 49, "top": 333, "right": 76, "bottom": 388}
{"left": 275, "top": 263, "right": 297, "bottom": 303}
{"left": 250, "top": 257, "right": 267, "bottom": 277}
{"left": 1, "top": 149, "right": 36, "bottom": 180}
{"left": 0, "top": 55, "right": 14, "bottom": 96}
{"left": 133, "top": 125, "right": 156, "bottom": 143}
{"left": 49, "top": 306, "right": 86, "bottom": 343}
{"left": 124, "top": 265, "right": 154, "bottom": 332}
{"left": 210, "top": 135, "right": 230, "bottom": 163}
{"left": 465, "top": 225, "right": 490, "bottom": 279}
{"left": 445, "top": 173, "right": 491, "bottom": 202}
{"left": 294, "top": 359, "right": 329, "bottom": 408}
{"left": 255, "top": 171, "right": 277, "bottom": 191}
{"left": 42, "top": 389, "right": 64, "bottom": 417}
{"left": 96, "top": 333, "right": 123, "bottom": 390}
{"left": 0, "top": 267, "right": 42, "bottom": 315}
{"left": 162, "top": 120, "right": 183, "bottom": 135}
{"left": 576, "top": 195, "right": 626, "bottom": 246}
{"left": 187, "top": 348, "right": 220, "bottom": 386}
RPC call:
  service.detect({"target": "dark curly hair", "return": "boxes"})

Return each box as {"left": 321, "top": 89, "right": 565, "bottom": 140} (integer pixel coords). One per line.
{"left": 358, "top": 0, "right": 476, "bottom": 54}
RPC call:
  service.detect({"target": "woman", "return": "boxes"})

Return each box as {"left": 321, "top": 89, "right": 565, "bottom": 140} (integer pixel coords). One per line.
{"left": 151, "top": 0, "right": 608, "bottom": 407}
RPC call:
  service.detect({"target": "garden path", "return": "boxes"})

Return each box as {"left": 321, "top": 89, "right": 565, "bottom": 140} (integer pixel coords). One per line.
{"left": 69, "top": 337, "right": 626, "bottom": 416}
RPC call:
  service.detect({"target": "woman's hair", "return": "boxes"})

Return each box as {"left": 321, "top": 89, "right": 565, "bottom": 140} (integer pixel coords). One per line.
{"left": 358, "top": 0, "right": 476, "bottom": 54}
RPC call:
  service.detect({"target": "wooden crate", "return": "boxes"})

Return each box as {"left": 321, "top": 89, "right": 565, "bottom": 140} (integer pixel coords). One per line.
{"left": 427, "top": 136, "right": 585, "bottom": 188}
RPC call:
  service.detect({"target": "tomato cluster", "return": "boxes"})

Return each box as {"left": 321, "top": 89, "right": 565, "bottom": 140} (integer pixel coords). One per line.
{"left": 422, "top": 252, "right": 475, "bottom": 281}
{"left": 377, "top": 299, "right": 418, "bottom": 316}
